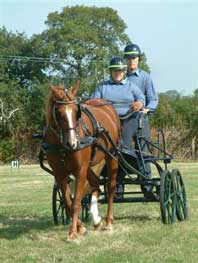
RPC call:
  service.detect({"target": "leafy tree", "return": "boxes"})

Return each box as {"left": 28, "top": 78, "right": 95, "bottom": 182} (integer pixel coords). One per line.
{"left": 194, "top": 88, "right": 198, "bottom": 97}
{"left": 0, "top": 6, "right": 130, "bottom": 162}
{"left": 159, "top": 90, "right": 180, "bottom": 100}
{"left": 0, "top": 27, "right": 49, "bottom": 88}
{"left": 36, "top": 5, "right": 130, "bottom": 94}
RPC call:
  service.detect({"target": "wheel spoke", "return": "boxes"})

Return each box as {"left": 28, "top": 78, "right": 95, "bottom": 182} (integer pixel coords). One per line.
{"left": 52, "top": 182, "right": 69, "bottom": 225}
{"left": 56, "top": 203, "right": 61, "bottom": 214}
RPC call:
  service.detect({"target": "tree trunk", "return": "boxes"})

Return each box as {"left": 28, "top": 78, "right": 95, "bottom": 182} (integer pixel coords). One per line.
{"left": 192, "top": 136, "right": 196, "bottom": 160}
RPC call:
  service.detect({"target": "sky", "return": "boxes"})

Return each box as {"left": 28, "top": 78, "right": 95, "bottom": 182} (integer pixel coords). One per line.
{"left": 0, "top": 0, "right": 198, "bottom": 95}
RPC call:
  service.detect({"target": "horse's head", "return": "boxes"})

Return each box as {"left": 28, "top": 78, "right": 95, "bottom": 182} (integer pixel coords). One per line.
{"left": 49, "top": 80, "right": 81, "bottom": 150}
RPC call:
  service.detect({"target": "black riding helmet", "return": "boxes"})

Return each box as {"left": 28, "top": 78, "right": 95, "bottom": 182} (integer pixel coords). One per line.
{"left": 123, "top": 44, "right": 142, "bottom": 59}
{"left": 108, "top": 57, "right": 127, "bottom": 71}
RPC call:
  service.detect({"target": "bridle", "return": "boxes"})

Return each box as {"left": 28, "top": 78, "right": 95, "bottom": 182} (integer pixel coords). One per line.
{"left": 50, "top": 87, "right": 81, "bottom": 145}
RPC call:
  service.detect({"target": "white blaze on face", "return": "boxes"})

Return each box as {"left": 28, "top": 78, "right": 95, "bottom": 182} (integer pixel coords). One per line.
{"left": 66, "top": 107, "right": 78, "bottom": 149}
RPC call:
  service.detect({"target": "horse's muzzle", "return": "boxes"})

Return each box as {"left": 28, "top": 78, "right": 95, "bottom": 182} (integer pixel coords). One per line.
{"left": 64, "top": 129, "right": 79, "bottom": 150}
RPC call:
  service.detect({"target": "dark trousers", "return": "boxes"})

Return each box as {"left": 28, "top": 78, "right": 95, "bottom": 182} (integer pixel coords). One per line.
{"left": 120, "top": 112, "right": 151, "bottom": 178}
{"left": 137, "top": 116, "right": 152, "bottom": 179}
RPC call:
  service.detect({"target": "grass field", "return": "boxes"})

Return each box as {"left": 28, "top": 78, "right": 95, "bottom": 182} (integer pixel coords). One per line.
{"left": 0, "top": 162, "right": 197, "bottom": 263}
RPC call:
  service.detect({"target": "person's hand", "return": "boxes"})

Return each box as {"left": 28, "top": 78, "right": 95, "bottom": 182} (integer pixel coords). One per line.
{"left": 142, "top": 108, "right": 150, "bottom": 114}
{"left": 132, "top": 101, "right": 143, "bottom": 111}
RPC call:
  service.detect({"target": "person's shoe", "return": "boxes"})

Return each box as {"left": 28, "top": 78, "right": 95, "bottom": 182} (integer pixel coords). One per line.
{"left": 141, "top": 185, "right": 155, "bottom": 199}
{"left": 143, "top": 190, "right": 155, "bottom": 199}
{"left": 114, "top": 183, "right": 124, "bottom": 200}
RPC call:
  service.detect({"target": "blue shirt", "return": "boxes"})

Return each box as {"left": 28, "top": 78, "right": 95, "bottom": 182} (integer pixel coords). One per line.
{"left": 91, "top": 78, "right": 145, "bottom": 116}
{"left": 127, "top": 69, "right": 158, "bottom": 110}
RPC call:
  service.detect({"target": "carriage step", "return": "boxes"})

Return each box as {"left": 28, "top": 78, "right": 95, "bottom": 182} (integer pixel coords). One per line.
{"left": 99, "top": 197, "right": 159, "bottom": 203}
{"left": 99, "top": 178, "right": 161, "bottom": 186}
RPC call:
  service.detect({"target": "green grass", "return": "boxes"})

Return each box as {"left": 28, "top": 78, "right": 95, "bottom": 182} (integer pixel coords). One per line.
{"left": 0, "top": 162, "right": 198, "bottom": 263}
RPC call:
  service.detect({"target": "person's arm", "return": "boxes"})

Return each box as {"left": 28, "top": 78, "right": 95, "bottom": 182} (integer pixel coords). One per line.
{"left": 144, "top": 75, "right": 158, "bottom": 111}
{"left": 90, "top": 84, "right": 103, "bottom": 99}
{"left": 132, "top": 84, "right": 145, "bottom": 111}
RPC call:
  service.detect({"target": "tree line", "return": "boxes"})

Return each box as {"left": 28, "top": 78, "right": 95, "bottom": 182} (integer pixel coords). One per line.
{"left": 0, "top": 6, "right": 197, "bottom": 163}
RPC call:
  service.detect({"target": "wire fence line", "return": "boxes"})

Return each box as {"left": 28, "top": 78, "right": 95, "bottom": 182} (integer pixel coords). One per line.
{"left": 0, "top": 55, "right": 107, "bottom": 64}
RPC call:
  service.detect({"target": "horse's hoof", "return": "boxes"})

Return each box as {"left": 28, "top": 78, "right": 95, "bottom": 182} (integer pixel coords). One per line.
{"left": 77, "top": 225, "right": 87, "bottom": 236}
{"left": 68, "top": 231, "right": 77, "bottom": 240}
{"left": 93, "top": 220, "right": 103, "bottom": 231}
{"left": 102, "top": 224, "right": 113, "bottom": 232}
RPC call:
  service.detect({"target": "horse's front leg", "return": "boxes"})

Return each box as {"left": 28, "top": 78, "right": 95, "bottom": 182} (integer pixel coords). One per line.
{"left": 69, "top": 167, "right": 88, "bottom": 240}
{"left": 47, "top": 155, "right": 73, "bottom": 222}
{"left": 105, "top": 158, "right": 118, "bottom": 231}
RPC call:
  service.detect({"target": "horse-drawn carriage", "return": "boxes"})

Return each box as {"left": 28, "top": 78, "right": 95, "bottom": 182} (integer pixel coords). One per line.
{"left": 33, "top": 82, "right": 188, "bottom": 239}
{"left": 38, "top": 113, "right": 188, "bottom": 225}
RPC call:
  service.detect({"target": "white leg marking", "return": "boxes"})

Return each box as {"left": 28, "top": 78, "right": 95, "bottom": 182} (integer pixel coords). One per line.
{"left": 90, "top": 195, "right": 101, "bottom": 225}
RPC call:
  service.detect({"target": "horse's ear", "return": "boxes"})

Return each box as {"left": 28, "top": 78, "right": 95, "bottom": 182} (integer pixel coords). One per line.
{"left": 49, "top": 84, "right": 56, "bottom": 92}
{"left": 71, "top": 80, "right": 79, "bottom": 97}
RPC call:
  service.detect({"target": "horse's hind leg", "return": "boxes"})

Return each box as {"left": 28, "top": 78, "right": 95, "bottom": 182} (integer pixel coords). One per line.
{"left": 105, "top": 158, "right": 118, "bottom": 230}
{"left": 87, "top": 168, "right": 102, "bottom": 229}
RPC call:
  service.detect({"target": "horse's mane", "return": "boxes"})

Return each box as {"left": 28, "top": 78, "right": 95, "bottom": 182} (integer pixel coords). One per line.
{"left": 46, "top": 94, "right": 54, "bottom": 124}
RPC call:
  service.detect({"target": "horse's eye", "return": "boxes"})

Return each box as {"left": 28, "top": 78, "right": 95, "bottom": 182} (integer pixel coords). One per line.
{"left": 76, "top": 108, "right": 81, "bottom": 119}
{"left": 55, "top": 109, "right": 61, "bottom": 118}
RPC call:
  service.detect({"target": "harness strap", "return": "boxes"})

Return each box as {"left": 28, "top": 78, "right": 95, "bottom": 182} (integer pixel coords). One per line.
{"left": 81, "top": 106, "right": 100, "bottom": 137}
{"left": 79, "top": 118, "right": 91, "bottom": 136}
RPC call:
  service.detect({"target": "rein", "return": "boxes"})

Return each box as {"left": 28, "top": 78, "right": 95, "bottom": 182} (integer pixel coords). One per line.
{"left": 83, "top": 99, "right": 138, "bottom": 120}
{"left": 49, "top": 95, "right": 117, "bottom": 157}
{"left": 48, "top": 90, "right": 123, "bottom": 158}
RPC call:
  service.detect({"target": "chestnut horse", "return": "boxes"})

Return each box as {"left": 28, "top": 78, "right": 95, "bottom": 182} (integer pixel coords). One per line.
{"left": 45, "top": 81, "right": 120, "bottom": 240}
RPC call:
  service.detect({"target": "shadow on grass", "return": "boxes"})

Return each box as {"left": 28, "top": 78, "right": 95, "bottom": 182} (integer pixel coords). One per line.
{"left": 114, "top": 214, "right": 160, "bottom": 222}
{"left": 0, "top": 213, "right": 162, "bottom": 241}
{"left": 0, "top": 215, "right": 66, "bottom": 240}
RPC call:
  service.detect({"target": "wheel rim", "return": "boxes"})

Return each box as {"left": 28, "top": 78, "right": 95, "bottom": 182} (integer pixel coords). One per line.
{"left": 172, "top": 169, "right": 188, "bottom": 221}
{"left": 160, "top": 170, "right": 176, "bottom": 224}
{"left": 52, "top": 182, "right": 69, "bottom": 225}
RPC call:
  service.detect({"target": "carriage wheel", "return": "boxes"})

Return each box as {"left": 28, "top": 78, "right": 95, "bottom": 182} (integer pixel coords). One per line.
{"left": 160, "top": 170, "right": 176, "bottom": 224}
{"left": 171, "top": 169, "right": 188, "bottom": 221}
{"left": 52, "top": 182, "right": 70, "bottom": 225}
{"left": 81, "top": 195, "right": 91, "bottom": 222}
